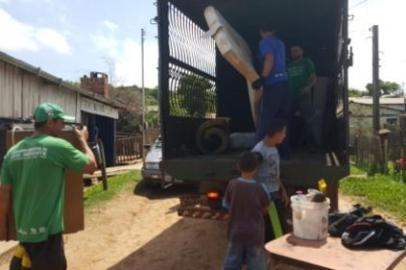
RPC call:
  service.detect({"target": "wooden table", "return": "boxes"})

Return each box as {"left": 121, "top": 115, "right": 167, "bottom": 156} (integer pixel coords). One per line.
{"left": 265, "top": 234, "right": 406, "bottom": 270}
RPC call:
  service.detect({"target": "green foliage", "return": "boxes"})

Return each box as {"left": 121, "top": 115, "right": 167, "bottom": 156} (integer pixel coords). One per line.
{"left": 173, "top": 75, "right": 215, "bottom": 118}
{"left": 365, "top": 80, "right": 401, "bottom": 96}
{"left": 84, "top": 171, "right": 141, "bottom": 208}
{"left": 348, "top": 88, "right": 365, "bottom": 97}
{"left": 146, "top": 110, "right": 159, "bottom": 127}
{"left": 146, "top": 88, "right": 159, "bottom": 106}
{"left": 340, "top": 175, "right": 406, "bottom": 220}
{"left": 110, "top": 85, "right": 159, "bottom": 133}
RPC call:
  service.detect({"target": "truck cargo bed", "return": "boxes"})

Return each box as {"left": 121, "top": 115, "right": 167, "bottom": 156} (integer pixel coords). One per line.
{"left": 161, "top": 150, "right": 348, "bottom": 186}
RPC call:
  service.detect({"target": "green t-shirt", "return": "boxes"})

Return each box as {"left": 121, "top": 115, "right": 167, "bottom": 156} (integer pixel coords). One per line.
{"left": 0, "top": 135, "right": 89, "bottom": 243}
{"left": 288, "top": 57, "right": 316, "bottom": 97}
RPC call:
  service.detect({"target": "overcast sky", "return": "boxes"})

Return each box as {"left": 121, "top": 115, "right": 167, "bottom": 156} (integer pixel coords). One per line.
{"left": 0, "top": 0, "right": 404, "bottom": 91}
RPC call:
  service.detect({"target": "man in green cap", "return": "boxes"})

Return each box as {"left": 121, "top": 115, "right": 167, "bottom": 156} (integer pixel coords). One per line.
{"left": 0, "top": 103, "right": 97, "bottom": 270}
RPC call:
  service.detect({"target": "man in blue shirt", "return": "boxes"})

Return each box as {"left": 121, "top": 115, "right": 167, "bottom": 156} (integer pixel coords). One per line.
{"left": 252, "top": 24, "right": 291, "bottom": 158}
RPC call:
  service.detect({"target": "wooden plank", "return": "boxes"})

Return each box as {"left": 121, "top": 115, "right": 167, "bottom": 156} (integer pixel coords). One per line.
{"left": 0, "top": 62, "right": 14, "bottom": 118}
{"left": 265, "top": 234, "right": 406, "bottom": 270}
{"left": 22, "top": 73, "right": 41, "bottom": 118}
{"left": 12, "top": 65, "right": 23, "bottom": 119}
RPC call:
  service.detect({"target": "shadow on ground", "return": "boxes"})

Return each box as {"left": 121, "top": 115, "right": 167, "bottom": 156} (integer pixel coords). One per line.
{"left": 133, "top": 180, "right": 198, "bottom": 200}
{"left": 107, "top": 218, "right": 227, "bottom": 270}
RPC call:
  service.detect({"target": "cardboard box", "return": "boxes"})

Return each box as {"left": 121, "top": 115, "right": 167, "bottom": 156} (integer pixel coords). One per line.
{"left": 1, "top": 130, "right": 84, "bottom": 241}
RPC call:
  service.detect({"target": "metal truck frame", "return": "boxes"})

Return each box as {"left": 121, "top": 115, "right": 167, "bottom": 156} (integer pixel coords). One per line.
{"left": 157, "top": 0, "right": 351, "bottom": 215}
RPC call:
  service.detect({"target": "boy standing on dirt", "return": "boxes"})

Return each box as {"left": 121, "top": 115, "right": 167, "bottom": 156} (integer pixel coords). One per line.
{"left": 222, "top": 152, "right": 270, "bottom": 270}
{"left": 252, "top": 120, "right": 289, "bottom": 241}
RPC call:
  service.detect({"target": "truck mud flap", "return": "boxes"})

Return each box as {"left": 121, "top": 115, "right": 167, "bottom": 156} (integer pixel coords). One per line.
{"left": 178, "top": 195, "right": 229, "bottom": 221}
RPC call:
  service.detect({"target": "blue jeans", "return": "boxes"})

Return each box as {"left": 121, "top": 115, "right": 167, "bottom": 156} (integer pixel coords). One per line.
{"left": 256, "top": 81, "right": 292, "bottom": 158}
{"left": 223, "top": 242, "right": 266, "bottom": 270}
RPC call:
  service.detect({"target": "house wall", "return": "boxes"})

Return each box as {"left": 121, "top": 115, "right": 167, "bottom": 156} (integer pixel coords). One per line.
{"left": 349, "top": 102, "right": 405, "bottom": 144}
{"left": 0, "top": 60, "right": 118, "bottom": 122}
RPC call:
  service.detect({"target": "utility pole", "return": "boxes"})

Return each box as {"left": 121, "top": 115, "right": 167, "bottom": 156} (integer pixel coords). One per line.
{"left": 141, "top": 28, "right": 146, "bottom": 155}
{"left": 372, "top": 25, "right": 386, "bottom": 174}
{"left": 372, "top": 25, "right": 380, "bottom": 133}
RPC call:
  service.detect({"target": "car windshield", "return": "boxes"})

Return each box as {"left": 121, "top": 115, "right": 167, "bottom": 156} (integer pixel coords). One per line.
{"left": 153, "top": 141, "right": 162, "bottom": 149}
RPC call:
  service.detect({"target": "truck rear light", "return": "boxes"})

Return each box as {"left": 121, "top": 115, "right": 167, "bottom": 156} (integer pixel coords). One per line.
{"left": 207, "top": 191, "right": 220, "bottom": 200}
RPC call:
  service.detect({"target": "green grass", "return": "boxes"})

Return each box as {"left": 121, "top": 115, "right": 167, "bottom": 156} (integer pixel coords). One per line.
{"left": 350, "top": 164, "right": 366, "bottom": 175}
{"left": 84, "top": 170, "right": 141, "bottom": 208}
{"left": 340, "top": 175, "right": 406, "bottom": 221}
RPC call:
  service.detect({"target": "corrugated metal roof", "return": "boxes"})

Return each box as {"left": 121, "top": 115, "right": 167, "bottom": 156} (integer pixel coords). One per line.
{"left": 349, "top": 97, "right": 405, "bottom": 105}
{"left": 0, "top": 51, "right": 124, "bottom": 109}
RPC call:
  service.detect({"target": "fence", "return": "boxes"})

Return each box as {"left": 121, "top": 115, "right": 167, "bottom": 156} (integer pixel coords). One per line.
{"left": 115, "top": 128, "right": 160, "bottom": 165}
{"left": 352, "top": 126, "right": 406, "bottom": 180}
{"left": 115, "top": 135, "right": 141, "bottom": 165}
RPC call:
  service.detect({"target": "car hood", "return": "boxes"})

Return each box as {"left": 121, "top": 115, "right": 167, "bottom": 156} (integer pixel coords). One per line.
{"left": 145, "top": 147, "right": 162, "bottom": 163}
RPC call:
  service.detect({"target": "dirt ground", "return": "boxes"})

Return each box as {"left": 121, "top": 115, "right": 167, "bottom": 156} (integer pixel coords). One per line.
{"left": 0, "top": 183, "right": 228, "bottom": 270}
{"left": 0, "top": 184, "right": 405, "bottom": 270}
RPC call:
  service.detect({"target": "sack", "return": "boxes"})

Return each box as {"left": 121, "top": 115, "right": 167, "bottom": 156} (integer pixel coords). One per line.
{"left": 328, "top": 204, "right": 372, "bottom": 237}
{"left": 341, "top": 215, "right": 406, "bottom": 250}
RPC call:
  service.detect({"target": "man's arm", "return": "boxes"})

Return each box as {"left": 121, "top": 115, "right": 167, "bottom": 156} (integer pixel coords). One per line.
{"left": 306, "top": 59, "right": 317, "bottom": 88}
{"left": 307, "top": 73, "right": 317, "bottom": 88}
{"left": 300, "top": 73, "right": 317, "bottom": 96}
{"left": 73, "top": 127, "right": 97, "bottom": 174}
{"left": 0, "top": 184, "right": 11, "bottom": 240}
{"left": 251, "top": 53, "right": 274, "bottom": 91}
{"left": 262, "top": 53, "right": 274, "bottom": 79}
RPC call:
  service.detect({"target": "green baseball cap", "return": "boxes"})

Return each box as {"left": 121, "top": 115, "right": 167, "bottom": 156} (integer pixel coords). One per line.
{"left": 33, "top": 103, "right": 75, "bottom": 123}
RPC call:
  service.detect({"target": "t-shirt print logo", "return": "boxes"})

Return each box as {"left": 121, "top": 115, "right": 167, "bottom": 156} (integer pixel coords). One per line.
{"left": 268, "top": 158, "right": 278, "bottom": 179}
{"left": 11, "top": 147, "right": 48, "bottom": 161}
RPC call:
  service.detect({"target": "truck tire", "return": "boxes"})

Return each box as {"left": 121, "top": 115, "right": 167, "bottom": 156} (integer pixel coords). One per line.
{"left": 197, "top": 126, "right": 229, "bottom": 154}
{"left": 196, "top": 118, "right": 230, "bottom": 154}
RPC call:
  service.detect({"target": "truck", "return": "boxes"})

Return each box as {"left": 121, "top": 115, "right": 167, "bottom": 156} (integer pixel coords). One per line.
{"left": 157, "top": 0, "right": 351, "bottom": 217}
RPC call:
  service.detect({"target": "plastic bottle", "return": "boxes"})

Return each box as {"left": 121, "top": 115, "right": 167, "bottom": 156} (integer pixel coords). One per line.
{"left": 318, "top": 179, "right": 327, "bottom": 194}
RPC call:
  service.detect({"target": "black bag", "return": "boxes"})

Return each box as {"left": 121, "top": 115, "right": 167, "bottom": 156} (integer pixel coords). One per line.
{"left": 341, "top": 215, "right": 406, "bottom": 250}
{"left": 328, "top": 204, "right": 372, "bottom": 237}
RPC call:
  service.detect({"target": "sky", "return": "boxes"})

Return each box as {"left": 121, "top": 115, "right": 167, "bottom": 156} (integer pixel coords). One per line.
{"left": 0, "top": 0, "right": 405, "bottom": 90}
{"left": 0, "top": 0, "right": 159, "bottom": 87}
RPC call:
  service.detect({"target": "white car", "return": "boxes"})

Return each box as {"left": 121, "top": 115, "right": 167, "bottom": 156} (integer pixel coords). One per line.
{"left": 141, "top": 139, "right": 177, "bottom": 187}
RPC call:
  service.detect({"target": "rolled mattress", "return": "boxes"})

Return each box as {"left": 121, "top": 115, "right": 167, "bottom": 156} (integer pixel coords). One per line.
{"left": 204, "top": 6, "right": 259, "bottom": 126}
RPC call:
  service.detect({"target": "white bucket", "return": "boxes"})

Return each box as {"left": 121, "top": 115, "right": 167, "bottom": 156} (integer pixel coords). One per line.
{"left": 291, "top": 195, "right": 330, "bottom": 241}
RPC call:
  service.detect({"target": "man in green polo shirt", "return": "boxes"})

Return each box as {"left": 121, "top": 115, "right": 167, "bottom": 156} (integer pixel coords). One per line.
{"left": 0, "top": 103, "right": 97, "bottom": 270}
{"left": 288, "top": 45, "right": 317, "bottom": 148}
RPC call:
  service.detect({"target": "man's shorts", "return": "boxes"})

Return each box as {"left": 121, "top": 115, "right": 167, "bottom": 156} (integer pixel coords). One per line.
{"left": 19, "top": 233, "right": 66, "bottom": 270}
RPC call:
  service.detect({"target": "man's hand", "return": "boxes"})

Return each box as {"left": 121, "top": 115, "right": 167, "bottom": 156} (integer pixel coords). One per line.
{"left": 251, "top": 77, "right": 264, "bottom": 91}
{"left": 73, "top": 126, "right": 89, "bottom": 142}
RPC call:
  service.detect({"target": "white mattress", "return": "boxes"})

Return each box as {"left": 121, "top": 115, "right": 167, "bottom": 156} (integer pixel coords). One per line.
{"left": 204, "top": 6, "right": 259, "bottom": 126}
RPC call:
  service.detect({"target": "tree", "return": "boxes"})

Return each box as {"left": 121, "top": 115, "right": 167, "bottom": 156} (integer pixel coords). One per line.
{"left": 110, "top": 85, "right": 159, "bottom": 133}
{"left": 348, "top": 88, "right": 364, "bottom": 97}
{"left": 176, "top": 75, "right": 214, "bottom": 118}
{"left": 110, "top": 86, "right": 142, "bottom": 133}
{"left": 365, "top": 80, "right": 401, "bottom": 96}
